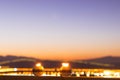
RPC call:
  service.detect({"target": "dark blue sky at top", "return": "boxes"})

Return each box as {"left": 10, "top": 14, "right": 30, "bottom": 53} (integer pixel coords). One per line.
{"left": 0, "top": 0, "right": 120, "bottom": 60}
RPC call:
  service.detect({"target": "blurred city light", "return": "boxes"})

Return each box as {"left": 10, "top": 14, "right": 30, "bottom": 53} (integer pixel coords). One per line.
{"left": 62, "top": 63, "right": 69, "bottom": 67}
{"left": 36, "top": 63, "right": 41, "bottom": 67}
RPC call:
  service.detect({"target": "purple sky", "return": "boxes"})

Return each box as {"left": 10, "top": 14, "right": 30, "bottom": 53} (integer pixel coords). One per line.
{"left": 0, "top": 0, "right": 120, "bottom": 60}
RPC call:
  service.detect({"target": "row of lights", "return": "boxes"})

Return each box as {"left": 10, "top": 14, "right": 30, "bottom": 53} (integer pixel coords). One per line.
{"left": 34, "top": 63, "right": 120, "bottom": 77}
{"left": 33, "top": 62, "right": 71, "bottom": 76}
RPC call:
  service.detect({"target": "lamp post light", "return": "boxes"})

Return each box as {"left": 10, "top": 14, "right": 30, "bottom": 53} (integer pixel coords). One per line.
{"left": 32, "top": 63, "right": 44, "bottom": 76}
{"left": 60, "top": 62, "right": 72, "bottom": 77}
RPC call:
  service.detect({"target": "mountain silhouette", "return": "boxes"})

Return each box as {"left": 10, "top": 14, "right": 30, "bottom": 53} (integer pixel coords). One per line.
{"left": 0, "top": 55, "right": 120, "bottom": 69}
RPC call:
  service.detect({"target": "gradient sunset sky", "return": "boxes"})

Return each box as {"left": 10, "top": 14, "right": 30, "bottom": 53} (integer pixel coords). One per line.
{"left": 0, "top": 0, "right": 120, "bottom": 60}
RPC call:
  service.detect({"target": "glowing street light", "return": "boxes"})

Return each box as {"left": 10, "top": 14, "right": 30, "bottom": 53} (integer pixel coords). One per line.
{"left": 61, "top": 62, "right": 71, "bottom": 70}
{"left": 60, "top": 62, "right": 72, "bottom": 76}
{"left": 14, "top": 68, "right": 17, "bottom": 71}
{"left": 62, "top": 63, "right": 69, "bottom": 67}
{"left": 33, "top": 62, "right": 44, "bottom": 76}
{"left": 35, "top": 63, "right": 44, "bottom": 70}
{"left": 36, "top": 63, "right": 41, "bottom": 67}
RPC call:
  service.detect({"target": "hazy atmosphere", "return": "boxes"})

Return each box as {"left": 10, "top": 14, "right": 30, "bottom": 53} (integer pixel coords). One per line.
{"left": 0, "top": 0, "right": 120, "bottom": 60}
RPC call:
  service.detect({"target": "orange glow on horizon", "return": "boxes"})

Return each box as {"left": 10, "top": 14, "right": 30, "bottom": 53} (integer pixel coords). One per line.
{"left": 0, "top": 45, "right": 120, "bottom": 60}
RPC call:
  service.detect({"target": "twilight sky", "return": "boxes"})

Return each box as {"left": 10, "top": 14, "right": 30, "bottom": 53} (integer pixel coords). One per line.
{"left": 0, "top": 0, "right": 120, "bottom": 60}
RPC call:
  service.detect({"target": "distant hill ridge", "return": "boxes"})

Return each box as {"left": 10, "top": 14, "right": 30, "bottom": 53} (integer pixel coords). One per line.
{"left": 85, "top": 56, "right": 120, "bottom": 63}
{"left": 0, "top": 55, "right": 120, "bottom": 69}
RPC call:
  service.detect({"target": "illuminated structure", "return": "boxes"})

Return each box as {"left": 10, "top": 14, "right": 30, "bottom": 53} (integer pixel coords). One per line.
{"left": 32, "top": 63, "right": 44, "bottom": 76}
{"left": 32, "top": 62, "right": 72, "bottom": 76}
{"left": 60, "top": 63, "right": 72, "bottom": 76}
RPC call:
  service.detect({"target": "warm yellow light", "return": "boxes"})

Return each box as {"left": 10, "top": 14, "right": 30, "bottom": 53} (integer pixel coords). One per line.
{"left": 14, "top": 68, "right": 17, "bottom": 71}
{"left": 104, "top": 71, "right": 111, "bottom": 75}
{"left": 62, "top": 63, "right": 69, "bottom": 67}
{"left": 36, "top": 63, "right": 41, "bottom": 67}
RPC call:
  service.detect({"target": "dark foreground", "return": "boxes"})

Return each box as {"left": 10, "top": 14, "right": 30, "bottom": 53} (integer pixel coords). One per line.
{"left": 0, "top": 76, "right": 120, "bottom": 80}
